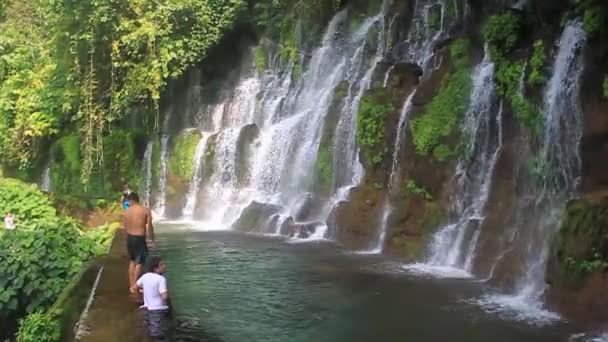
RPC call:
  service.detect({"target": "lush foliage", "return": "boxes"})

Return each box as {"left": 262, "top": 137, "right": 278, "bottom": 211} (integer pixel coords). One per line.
{"left": 16, "top": 311, "right": 60, "bottom": 342}
{"left": 356, "top": 88, "right": 394, "bottom": 166}
{"left": 0, "top": 178, "right": 56, "bottom": 223}
{"left": 528, "top": 40, "right": 547, "bottom": 86}
{"left": 0, "top": 0, "right": 245, "bottom": 187}
{"left": 410, "top": 39, "right": 471, "bottom": 158}
{"left": 571, "top": 0, "right": 608, "bottom": 35}
{"left": 483, "top": 13, "right": 543, "bottom": 133}
{"left": 603, "top": 75, "right": 608, "bottom": 98}
{"left": 49, "top": 130, "right": 142, "bottom": 199}
{"left": 552, "top": 198, "right": 608, "bottom": 286}
{"left": 482, "top": 12, "right": 521, "bottom": 55}
{"left": 0, "top": 178, "right": 110, "bottom": 339}
{"left": 404, "top": 180, "right": 433, "bottom": 201}
{"left": 315, "top": 144, "right": 333, "bottom": 192}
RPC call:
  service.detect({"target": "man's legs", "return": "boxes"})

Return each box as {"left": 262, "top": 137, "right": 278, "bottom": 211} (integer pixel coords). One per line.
{"left": 129, "top": 261, "right": 136, "bottom": 289}
{"left": 134, "top": 262, "right": 143, "bottom": 283}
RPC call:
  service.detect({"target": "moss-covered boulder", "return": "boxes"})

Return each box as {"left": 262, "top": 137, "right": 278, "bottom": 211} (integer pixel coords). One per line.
{"left": 236, "top": 124, "right": 260, "bottom": 186}
{"left": 168, "top": 129, "right": 202, "bottom": 182}
{"left": 547, "top": 197, "right": 608, "bottom": 288}
{"left": 385, "top": 184, "right": 446, "bottom": 260}
{"left": 545, "top": 197, "right": 608, "bottom": 326}
{"left": 332, "top": 184, "right": 386, "bottom": 249}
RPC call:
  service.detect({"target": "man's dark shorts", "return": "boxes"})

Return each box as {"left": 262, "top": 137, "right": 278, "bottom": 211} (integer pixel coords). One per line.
{"left": 127, "top": 234, "right": 148, "bottom": 264}
{"left": 141, "top": 308, "right": 169, "bottom": 341}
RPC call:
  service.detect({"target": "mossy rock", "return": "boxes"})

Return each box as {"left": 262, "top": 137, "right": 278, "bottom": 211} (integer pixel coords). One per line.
{"left": 547, "top": 197, "right": 608, "bottom": 288}
{"left": 236, "top": 124, "right": 260, "bottom": 186}
{"left": 168, "top": 129, "right": 202, "bottom": 182}
{"left": 202, "top": 133, "right": 219, "bottom": 184}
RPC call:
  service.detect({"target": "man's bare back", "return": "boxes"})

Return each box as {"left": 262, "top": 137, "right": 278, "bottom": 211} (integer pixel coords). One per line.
{"left": 124, "top": 204, "right": 153, "bottom": 238}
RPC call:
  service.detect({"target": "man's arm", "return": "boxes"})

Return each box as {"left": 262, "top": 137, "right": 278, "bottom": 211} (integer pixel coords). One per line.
{"left": 130, "top": 276, "right": 144, "bottom": 293}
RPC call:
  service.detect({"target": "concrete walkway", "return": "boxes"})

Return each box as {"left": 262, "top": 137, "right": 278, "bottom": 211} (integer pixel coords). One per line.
{"left": 79, "top": 229, "right": 148, "bottom": 342}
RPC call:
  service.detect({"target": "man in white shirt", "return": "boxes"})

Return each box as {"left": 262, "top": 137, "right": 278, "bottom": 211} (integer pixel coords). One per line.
{"left": 131, "top": 256, "right": 170, "bottom": 341}
{"left": 4, "top": 212, "right": 15, "bottom": 230}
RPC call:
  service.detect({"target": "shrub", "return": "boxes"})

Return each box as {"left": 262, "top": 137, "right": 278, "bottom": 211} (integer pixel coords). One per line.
{"left": 0, "top": 178, "right": 56, "bottom": 224}
{"left": 405, "top": 180, "right": 433, "bottom": 201}
{"left": 0, "top": 178, "right": 105, "bottom": 340}
{"left": 410, "top": 39, "right": 471, "bottom": 157}
{"left": 528, "top": 40, "right": 547, "bottom": 86}
{"left": 17, "top": 311, "right": 60, "bottom": 342}
{"left": 356, "top": 88, "right": 394, "bottom": 166}
{"left": 482, "top": 12, "right": 521, "bottom": 55}
{"left": 603, "top": 75, "right": 608, "bottom": 98}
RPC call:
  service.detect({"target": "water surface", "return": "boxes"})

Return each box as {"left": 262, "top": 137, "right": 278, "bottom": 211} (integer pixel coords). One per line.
{"left": 156, "top": 225, "right": 577, "bottom": 342}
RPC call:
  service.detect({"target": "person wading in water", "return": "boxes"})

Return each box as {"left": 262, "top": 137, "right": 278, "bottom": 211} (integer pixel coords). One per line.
{"left": 123, "top": 192, "right": 155, "bottom": 291}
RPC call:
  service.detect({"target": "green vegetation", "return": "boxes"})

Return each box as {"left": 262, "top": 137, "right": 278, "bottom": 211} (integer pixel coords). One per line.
{"left": 356, "top": 88, "right": 394, "bottom": 166}
{"left": 0, "top": 0, "right": 245, "bottom": 186}
{"left": 482, "top": 12, "right": 521, "bottom": 55}
{"left": 168, "top": 130, "right": 202, "bottom": 182}
{"left": 410, "top": 39, "right": 471, "bottom": 158}
{"left": 563, "top": 253, "right": 608, "bottom": 276}
{"left": 528, "top": 40, "right": 547, "bottom": 86}
{"left": 572, "top": 0, "right": 608, "bottom": 35}
{"left": 405, "top": 180, "right": 433, "bottom": 201}
{"left": 603, "top": 75, "right": 608, "bottom": 98}
{"left": 315, "top": 144, "right": 334, "bottom": 193}
{"left": 49, "top": 130, "right": 142, "bottom": 198}
{"left": 16, "top": 311, "right": 60, "bottom": 342}
{"left": 551, "top": 198, "right": 608, "bottom": 286}
{"left": 255, "top": 46, "right": 267, "bottom": 73}
{"left": 483, "top": 13, "right": 542, "bottom": 133}
{"left": 0, "top": 178, "right": 114, "bottom": 339}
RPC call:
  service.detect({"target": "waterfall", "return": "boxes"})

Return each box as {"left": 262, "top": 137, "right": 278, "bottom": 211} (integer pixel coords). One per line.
{"left": 40, "top": 161, "right": 52, "bottom": 192}
{"left": 142, "top": 141, "right": 153, "bottom": 207}
{"left": 367, "top": 0, "right": 455, "bottom": 253}
{"left": 369, "top": 90, "right": 416, "bottom": 253}
{"left": 155, "top": 111, "right": 172, "bottom": 217}
{"left": 487, "top": 20, "right": 587, "bottom": 318}
{"left": 172, "top": 3, "right": 398, "bottom": 240}
{"left": 406, "top": 46, "right": 500, "bottom": 273}
{"left": 330, "top": 2, "right": 388, "bottom": 207}
{"left": 182, "top": 133, "right": 210, "bottom": 218}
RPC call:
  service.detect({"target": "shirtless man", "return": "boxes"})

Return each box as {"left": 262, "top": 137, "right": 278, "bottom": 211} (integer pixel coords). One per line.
{"left": 123, "top": 192, "right": 155, "bottom": 291}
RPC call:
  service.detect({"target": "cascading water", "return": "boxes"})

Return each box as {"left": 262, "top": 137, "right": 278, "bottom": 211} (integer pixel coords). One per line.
{"left": 142, "top": 141, "right": 153, "bottom": 207}
{"left": 155, "top": 112, "right": 172, "bottom": 217}
{"left": 40, "top": 161, "right": 52, "bottom": 192}
{"left": 176, "top": 3, "right": 397, "bottom": 240}
{"left": 331, "top": 4, "right": 386, "bottom": 194}
{"left": 368, "top": 0, "right": 456, "bottom": 252}
{"left": 368, "top": 90, "right": 416, "bottom": 253}
{"left": 406, "top": 46, "right": 501, "bottom": 275}
{"left": 478, "top": 20, "right": 587, "bottom": 321}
